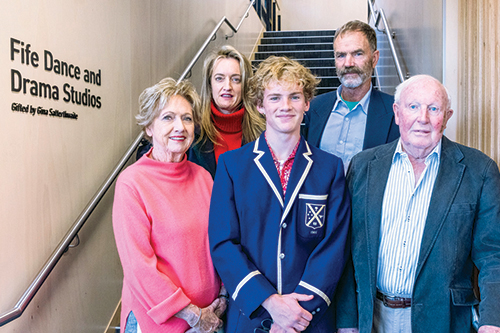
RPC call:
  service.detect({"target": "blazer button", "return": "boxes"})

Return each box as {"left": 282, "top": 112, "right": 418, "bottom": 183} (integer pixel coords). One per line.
{"left": 279, "top": 253, "right": 285, "bottom": 259}
{"left": 282, "top": 223, "right": 287, "bottom": 229}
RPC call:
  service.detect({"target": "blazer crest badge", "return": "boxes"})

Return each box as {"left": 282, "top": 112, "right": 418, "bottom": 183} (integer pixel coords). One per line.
{"left": 305, "top": 203, "right": 325, "bottom": 229}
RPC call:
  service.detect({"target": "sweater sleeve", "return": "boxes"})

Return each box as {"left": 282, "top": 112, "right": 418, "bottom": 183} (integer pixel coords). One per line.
{"left": 112, "top": 175, "right": 191, "bottom": 326}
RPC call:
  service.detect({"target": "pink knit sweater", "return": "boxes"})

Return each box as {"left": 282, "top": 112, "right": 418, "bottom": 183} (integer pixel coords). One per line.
{"left": 112, "top": 151, "right": 220, "bottom": 332}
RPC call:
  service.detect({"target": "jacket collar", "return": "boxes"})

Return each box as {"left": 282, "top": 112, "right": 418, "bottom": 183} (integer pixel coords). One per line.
{"left": 253, "top": 133, "right": 313, "bottom": 224}
{"left": 415, "top": 136, "right": 465, "bottom": 278}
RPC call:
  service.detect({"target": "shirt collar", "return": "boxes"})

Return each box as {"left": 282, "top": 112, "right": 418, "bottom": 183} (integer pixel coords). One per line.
{"left": 334, "top": 83, "right": 373, "bottom": 115}
{"left": 393, "top": 139, "right": 442, "bottom": 164}
{"left": 264, "top": 132, "right": 300, "bottom": 164}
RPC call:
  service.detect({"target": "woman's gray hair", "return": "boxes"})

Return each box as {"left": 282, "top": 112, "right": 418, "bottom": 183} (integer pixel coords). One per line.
{"left": 136, "top": 78, "right": 201, "bottom": 141}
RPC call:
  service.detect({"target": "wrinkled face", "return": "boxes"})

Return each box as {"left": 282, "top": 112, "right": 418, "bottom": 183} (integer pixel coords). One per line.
{"left": 146, "top": 95, "right": 195, "bottom": 163}
{"left": 257, "top": 80, "right": 310, "bottom": 137}
{"left": 394, "top": 78, "right": 453, "bottom": 158}
{"left": 211, "top": 58, "right": 243, "bottom": 114}
{"left": 334, "top": 31, "right": 379, "bottom": 89}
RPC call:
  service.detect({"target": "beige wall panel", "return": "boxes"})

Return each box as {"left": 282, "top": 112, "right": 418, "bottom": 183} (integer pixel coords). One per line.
{"left": 458, "top": 0, "right": 500, "bottom": 164}
{"left": 0, "top": 0, "right": 262, "bottom": 332}
{"left": 375, "top": 0, "right": 444, "bottom": 81}
{"left": 0, "top": 1, "right": 134, "bottom": 332}
{"left": 443, "top": 0, "right": 460, "bottom": 141}
{"left": 279, "top": 0, "right": 367, "bottom": 31}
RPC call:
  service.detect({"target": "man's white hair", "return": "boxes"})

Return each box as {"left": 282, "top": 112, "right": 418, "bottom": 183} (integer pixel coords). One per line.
{"left": 394, "top": 74, "right": 451, "bottom": 110}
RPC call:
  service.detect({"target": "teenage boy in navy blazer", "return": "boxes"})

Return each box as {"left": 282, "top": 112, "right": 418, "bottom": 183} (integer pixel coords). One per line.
{"left": 209, "top": 56, "right": 351, "bottom": 333}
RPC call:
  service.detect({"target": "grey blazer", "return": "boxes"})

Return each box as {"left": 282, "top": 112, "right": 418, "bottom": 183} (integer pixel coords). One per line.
{"left": 337, "top": 137, "right": 500, "bottom": 332}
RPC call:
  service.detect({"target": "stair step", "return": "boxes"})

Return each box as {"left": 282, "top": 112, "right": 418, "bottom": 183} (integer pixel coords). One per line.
{"left": 253, "top": 58, "right": 335, "bottom": 68}
{"left": 260, "top": 36, "right": 334, "bottom": 45}
{"left": 309, "top": 67, "right": 337, "bottom": 76}
{"left": 254, "top": 50, "right": 334, "bottom": 60}
{"left": 317, "top": 77, "right": 341, "bottom": 87}
{"left": 258, "top": 43, "right": 333, "bottom": 52}
{"left": 316, "top": 87, "right": 337, "bottom": 95}
{"left": 253, "top": 58, "right": 336, "bottom": 68}
{"left": 254, "top": 30, "right": 341, "bottom": 96}
{"left": 264, "top": 30, "right": 336, "bottom": 38}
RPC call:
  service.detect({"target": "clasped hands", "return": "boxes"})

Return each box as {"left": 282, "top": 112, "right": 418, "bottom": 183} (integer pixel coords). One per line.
{"left": 175, "top": 285, "right": 229, "bottom": 333}
{"left": 262, "top": 293, "right": 314, "bottom": 332}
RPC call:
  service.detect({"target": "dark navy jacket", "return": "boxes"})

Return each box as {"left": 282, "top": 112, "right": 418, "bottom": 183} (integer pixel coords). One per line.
{"left": 303, "top": 87, "right": 400, "bottom": 150}
{"left": 209, "top": 133, "right": 351, "bottom": 332}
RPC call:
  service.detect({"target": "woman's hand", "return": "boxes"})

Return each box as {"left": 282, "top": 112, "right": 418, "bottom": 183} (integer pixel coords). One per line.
{"left": 214, "top": 285, "right": 229, "bottom": 317}
{"left": 175, "top": 302, "right": 222, "bottom": 333}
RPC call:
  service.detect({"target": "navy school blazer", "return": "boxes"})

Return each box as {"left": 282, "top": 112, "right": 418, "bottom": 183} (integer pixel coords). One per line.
{"left": 209, "top": 133, "right": 351, "bottom": 332}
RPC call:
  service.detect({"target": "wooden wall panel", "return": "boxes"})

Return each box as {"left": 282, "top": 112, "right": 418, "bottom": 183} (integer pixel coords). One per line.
{"left": 459, "top": 0, "right": 500, "bottom": 164}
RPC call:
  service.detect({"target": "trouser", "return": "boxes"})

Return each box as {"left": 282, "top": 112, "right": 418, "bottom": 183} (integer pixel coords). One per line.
{"left": 124, "top": 311, "right": 143, "bottom": 333}
{"left": 372, "top": 298, "right": 412, "bottom": 333}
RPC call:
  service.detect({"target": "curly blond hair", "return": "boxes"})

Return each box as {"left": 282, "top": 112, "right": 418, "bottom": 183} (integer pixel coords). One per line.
{"left": 249, "top": 56, "right": 320, "bottom": 107}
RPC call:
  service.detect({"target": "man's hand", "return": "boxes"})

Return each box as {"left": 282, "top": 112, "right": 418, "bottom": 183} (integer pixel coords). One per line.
{"left": 479, "top": 325, "right": 500, "bottom": 333}
{"left": 337, "top": 328, "right": 359, "bottom": 333}
{"left": 269, "top": 322, "right": 290, "bottom": 333}
{"left": 262, "top": 293, "right": 314, "bottom": 332}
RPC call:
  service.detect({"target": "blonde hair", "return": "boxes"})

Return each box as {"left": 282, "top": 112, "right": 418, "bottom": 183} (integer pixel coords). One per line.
{"left": 249, "top": 56, "right": 320, "bottom": 107}
{"left": 136, "top": 78, "right": 201, "bottom": 141}
{"left": 198, "top": 45, "right": 265, "bottom": 147}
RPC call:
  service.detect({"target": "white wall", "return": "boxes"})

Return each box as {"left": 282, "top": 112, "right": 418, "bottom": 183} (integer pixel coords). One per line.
{"left": 443, "top": 0, "right": 459, "bottom": 141}
{"left": 374, "top": 0, "right": 457, "bottom": 140}
{"left": 278, "top": 0, "right": 367, "bottom": 31}
{"left": 0, "top": 1, "right": 263, "bottom": 332}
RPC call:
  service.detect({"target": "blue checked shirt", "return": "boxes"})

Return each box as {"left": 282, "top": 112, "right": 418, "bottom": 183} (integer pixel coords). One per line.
{"left": 319, "top": 85, "right": 371, "bottom": 173}
{"left": 376, "top": 139, "right": 442, "bottom": 297}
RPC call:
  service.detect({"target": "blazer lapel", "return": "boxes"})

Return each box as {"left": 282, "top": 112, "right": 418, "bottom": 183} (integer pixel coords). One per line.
{"left": 282, "top": 139, "right": 313, "bottom": 223}
{"left": 363, "top": 89, "right": 395, "bottom": 149}
{"left": 253, "top": 136, "right": 285, "bottom": 207}
{"left": 365, "top": 141, "right": 397, "bottom": 281}
{"left": 415, "top": 137, "right": 465, "bottom": 278}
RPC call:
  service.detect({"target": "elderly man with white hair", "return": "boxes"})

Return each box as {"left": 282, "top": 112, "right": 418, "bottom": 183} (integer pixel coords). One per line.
{"left": 337, "top": 75, "right": 500, "bottom": 333}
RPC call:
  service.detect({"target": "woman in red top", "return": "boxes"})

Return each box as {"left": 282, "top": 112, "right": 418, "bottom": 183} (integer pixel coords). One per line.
{"left": 189, "top": 45, "right": 266, "bottom": 178}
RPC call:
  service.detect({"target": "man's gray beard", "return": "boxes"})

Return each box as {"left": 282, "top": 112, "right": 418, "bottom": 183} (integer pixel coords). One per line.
{"left": 339, "top": 73, "right": 367, "bottom": 88}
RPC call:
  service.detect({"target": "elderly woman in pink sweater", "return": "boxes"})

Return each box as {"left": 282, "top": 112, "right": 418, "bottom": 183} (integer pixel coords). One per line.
{"left": 113, "top": 78, "right": 227, "bottom": 333}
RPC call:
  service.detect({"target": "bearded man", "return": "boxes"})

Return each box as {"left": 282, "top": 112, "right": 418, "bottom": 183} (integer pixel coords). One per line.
{"left": 303, "top": 20, "right": 399, "bottom": 172}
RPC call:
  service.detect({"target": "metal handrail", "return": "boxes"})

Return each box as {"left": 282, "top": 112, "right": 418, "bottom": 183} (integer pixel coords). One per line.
{"left": 0, "top": 0, "right": 256, "bottom": 327}
{"left": 367, "top": 0, "right": 406, "bottom": 83}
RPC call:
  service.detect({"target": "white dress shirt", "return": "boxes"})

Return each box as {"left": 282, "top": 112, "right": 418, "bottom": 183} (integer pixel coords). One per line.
{"left": 376, "top": 139, "right": 442, "bottom": 296}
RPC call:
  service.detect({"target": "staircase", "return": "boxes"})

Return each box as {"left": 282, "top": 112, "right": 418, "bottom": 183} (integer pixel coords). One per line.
{"left": 252, "top": 29, "right": 385, "bottom": 96}
{"left": 252, "top": 30, "right": 338, "bottom": 95}
{"left": 373, "top": 30, "right": 400, "bottom": 94}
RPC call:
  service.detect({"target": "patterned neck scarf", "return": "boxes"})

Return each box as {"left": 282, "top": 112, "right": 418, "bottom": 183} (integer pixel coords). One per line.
{"left": 265, "top": 134, "right": 300, "bottom": 196}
